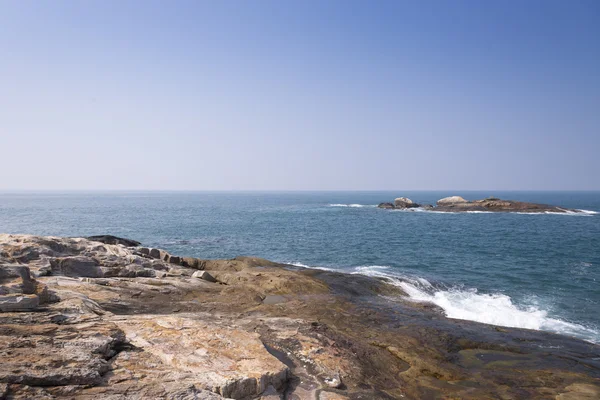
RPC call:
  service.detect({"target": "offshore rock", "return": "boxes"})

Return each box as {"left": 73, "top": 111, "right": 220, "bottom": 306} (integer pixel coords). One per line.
{"left": 0, "top": 234, "right": 599, "bottom": 399}
{"left": 436, "top": 195, "right": 468, "bottom": 206}
{"left": 378, "top": 197, "right": 423, "bottom": 210}
{"left": 393, "top": 197, "right": 419, "bottom": 208}
{"left": 379, "top": 196, "right": 585, "bottom": 213}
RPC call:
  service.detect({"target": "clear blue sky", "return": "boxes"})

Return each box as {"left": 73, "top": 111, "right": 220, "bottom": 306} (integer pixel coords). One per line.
{"left": 1, "top": 0, "right": 598, "bottom": 190}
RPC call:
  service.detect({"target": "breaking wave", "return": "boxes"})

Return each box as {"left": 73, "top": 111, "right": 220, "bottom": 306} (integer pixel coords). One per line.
{"left": 348, "top": 265, "right": 600, "bottom": 343}
{"left": 284, "top": 261, "right": 336, "bottom": 271}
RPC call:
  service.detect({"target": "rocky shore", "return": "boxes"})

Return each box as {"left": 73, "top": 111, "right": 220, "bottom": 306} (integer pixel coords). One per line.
{"left": 378, "top": 195, "right": 585, "bottom": 213}
{"left": 1, "top": 234, "right": 599, "bottom": 399}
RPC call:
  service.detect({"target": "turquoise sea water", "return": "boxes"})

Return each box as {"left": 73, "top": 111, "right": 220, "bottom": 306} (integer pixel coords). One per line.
{"left": 1, "top": 191, "right": 599, "bottom": 343}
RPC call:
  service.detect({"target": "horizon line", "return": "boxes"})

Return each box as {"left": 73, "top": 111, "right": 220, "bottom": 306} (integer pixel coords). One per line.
{"left": 1, "top": 189, "right": 599, "bottom": 193}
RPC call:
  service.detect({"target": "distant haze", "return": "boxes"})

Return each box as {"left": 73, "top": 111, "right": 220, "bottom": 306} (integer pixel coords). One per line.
{"left": 1, "top": 1, "right": 598, "bottom": 191}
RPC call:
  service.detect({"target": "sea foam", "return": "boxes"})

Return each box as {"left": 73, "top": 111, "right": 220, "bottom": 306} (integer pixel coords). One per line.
{"left": 351, "top": 265, "right": 600, "bottom": 344}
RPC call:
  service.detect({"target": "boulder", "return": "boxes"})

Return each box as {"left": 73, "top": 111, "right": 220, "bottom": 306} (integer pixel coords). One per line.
{"left": 436, "top": 196, "right": 468, "bottom": 206}
{"left": 181, "top": 257, "right": 200, "bottom": 269}
{"left": 149, "top": 248, "right": 161, "bottom": 259}
{"left": 394, "top": 197, "right": 417, "bottom": 208}
{"left": 168, "top": 255, "right": 181, "bottom": 265}
{"left": 377, "top": 202, "right": 395, "bottom": 209}
{"left": 192, "top": 270, "right": 217, "bottom": 283}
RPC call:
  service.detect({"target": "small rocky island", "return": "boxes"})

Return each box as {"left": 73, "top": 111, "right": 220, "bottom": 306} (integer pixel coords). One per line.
{"left": 379, "top": 195, "right": 584, "bottom": 213}
{"left": 1, "top": 234, "right": 599, "bottom": 399}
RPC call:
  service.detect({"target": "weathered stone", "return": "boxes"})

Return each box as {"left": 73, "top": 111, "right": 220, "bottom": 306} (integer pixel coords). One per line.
{"left": 192, "top": 270, "right": 217, "bottom": 283}
{"left": 377, "top": 202, "right": 395, "bottom": 209}
{"left": 154, "top": 271, "right": 167, "bottom": 278}
{"left": 138, "top": 247, "right": 150, "bottom": 256}
{"left": 51, "top": 256, "right": 103, "bottom": 278}
{"left": 114, "top": 316, "right": 289, "bottom": 399}
{"left": 394, "top": 197, "right": 418, "bottom": 208}
{"left": 0, "top": 265, "right": 36, "bottom": 294}
{"left": 181, "top": 257, "right": 199, "bottom": 268}
{"left": 0, "top": 294, "right": 39, "bottom": 311}
{"left": 149, "top": 248, "right": 161, "bottom": 259}
{"left": 319, "top": 392, "right": 350, "bottom": 400}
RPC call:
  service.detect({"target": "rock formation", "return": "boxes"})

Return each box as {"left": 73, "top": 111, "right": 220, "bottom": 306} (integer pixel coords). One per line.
{"left": 393, "top": 197, "right": 419, "bottom": 208}
{"left": 379, "top": 195, "right": 585, "bottom": 213}
{"left": 378, "top": 197, "right": 424, "bottom": 210}
{"left": 1, "top": 234, "right": 599, "bottom": 399}
{"left": 436, "top": 196, "right": 468, "bottom": 206}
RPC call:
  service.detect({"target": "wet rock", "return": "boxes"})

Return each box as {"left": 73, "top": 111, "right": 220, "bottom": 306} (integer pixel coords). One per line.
{"left": 377, "top": 202, "right": 395, "bottom": 209}
{"left": 149, "top": 248, "right": 161, "bottom": 259}
{"left": 168, "top": 255, "right": 181, "bottom": 265}
{"left": 86, "top": 235, "right": 141, "bottom": 247}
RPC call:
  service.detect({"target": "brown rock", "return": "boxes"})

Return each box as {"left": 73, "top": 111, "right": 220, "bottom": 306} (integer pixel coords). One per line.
{"left": 0, "top": 294, "right": 39, "bottom": 311}
{"left": 51, "top": 256, "right": 102, "bottom": 278}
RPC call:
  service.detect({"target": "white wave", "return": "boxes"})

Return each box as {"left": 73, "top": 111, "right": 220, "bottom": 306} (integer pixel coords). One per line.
{"left": 329, "top": 204, "right": 376, "bottom": 208}
{"left": 287, "top": 261, "right": 310, "bottom": 268}
{"left": 284, "top": 261, "right": 336, "bottom": 271}
{"left": 351, "top": 265, "right": 600, "bottom": 344}
{"left": 515, "top": 210, "right": 595, "bottom": 216}
{"left": 391, "top": 207, "right": 444, "bottom": 213}
{"left": 399, "top": 281, "right": 599, "bottom": 343}
{"left": 280, "top": 262, "right": 600, "bottom": 343}
{"left": 393, "top": 208, "right": 595, "bottom": 216}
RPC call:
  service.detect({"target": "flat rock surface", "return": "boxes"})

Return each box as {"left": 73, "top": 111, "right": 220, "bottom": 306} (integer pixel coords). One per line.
{"left": 1, "top": 234, "right": 599, "bottom": 399}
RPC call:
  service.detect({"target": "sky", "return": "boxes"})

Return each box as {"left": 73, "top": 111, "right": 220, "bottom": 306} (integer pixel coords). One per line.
{"left": 0, "top": 0, "right": 598, "bottom": 191}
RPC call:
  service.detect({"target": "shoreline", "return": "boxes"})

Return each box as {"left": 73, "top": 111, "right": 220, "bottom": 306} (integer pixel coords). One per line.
{"left": 288, "top": 262, "right": 600, "bottom": 345}
{"left": 1, "top": 234, "right": 599, "bottom": 399}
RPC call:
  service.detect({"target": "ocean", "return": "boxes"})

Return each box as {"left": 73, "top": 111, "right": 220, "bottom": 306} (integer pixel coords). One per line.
{"left": 1, "top": 191, "right": 599, "bottom": 343}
